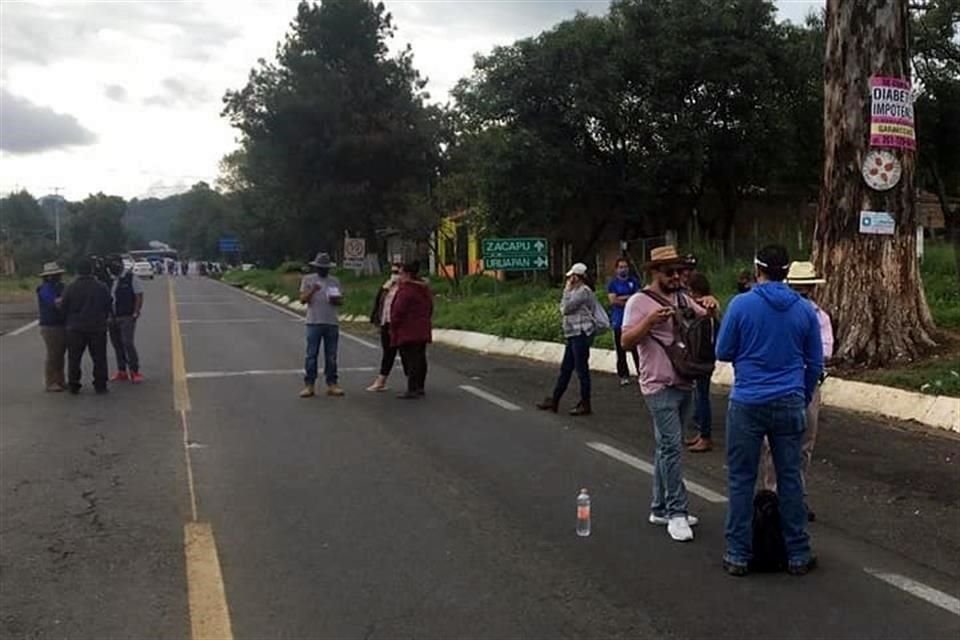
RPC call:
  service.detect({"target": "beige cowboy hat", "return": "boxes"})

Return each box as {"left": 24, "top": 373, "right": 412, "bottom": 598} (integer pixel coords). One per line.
{"left": 785, "top": 261, "right": 825, "bottom": 285}
{"left": 565, "top": 262, "right": 588, "bottom": 277}
{"left": 38, "top": 261, "right": 66, "bottom": 277}
{"left": 644, "top": 245, "right": 686, "bottom": 270}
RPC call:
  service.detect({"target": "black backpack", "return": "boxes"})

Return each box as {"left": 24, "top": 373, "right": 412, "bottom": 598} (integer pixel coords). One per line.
{"left": 750, "top": 490, "right": 788, "bottom": 573}
{"left": 641, "top": 290, "right": 717, "bottom": 380}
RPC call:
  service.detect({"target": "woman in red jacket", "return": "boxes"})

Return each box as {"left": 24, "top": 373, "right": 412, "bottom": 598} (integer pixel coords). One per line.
{"left": 390, "top": 261, "right": 434, "bottom": 399}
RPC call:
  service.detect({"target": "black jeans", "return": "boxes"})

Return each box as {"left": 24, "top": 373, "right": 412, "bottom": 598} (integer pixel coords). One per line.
{"left": 613, "top": 327, "right": 640, "bottom": 379}
{"left": 552, "top": 333, "right": 594, "bottom": 404}
{"left": 67, "top": 329, "right": 108, "bottom": 390}
{"left": 379, "top": 325, "right": 399, "bottom": 377}
{"left": 399, "top": 343, "right": 428, "bottom": 393}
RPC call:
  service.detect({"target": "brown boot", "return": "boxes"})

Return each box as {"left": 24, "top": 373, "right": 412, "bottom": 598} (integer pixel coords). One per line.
{"left": 327, "top": 384, "right": 346, "bottom": 397}
{"left": 685, "top": 434, "right": 702, "bottom": 446}
{"left": 299, "top": 385, "right": 316, "bottom": 398}
{"left": 569, "top": 400, "right": 592, "bottom": 416}
{"left": 688, "top": 437, "right": 713, "bottom": 453}
{"left": 536, "top": 397, "right": 558, "bottom": 412}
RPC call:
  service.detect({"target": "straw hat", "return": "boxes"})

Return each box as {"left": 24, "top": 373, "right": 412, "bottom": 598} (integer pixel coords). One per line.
{"left": 38, "top": 262, "right": 65, "bottom": 277}
{"left": 565, "top": 262, "right": 588, "bottom": 277}
{"left": 644, "top": 245, "right": 686, "bottom": 269}
{"left": 308, "top": 252, "right": 336, "bottom": 268}
{"left": 785, "top": 261, "right": 825, "bottom": 285}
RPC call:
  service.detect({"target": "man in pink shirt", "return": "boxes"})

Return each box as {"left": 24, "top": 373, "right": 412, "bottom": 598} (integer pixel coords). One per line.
{"left": 621, "top": 246, "right": 719, "bottom": 542}
{"left": 759, "top": 262, "right": 834, "bottom": 521}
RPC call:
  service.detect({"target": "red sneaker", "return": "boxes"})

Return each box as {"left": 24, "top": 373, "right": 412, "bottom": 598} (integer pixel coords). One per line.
{"left": 110, "top": 371, "right": 129, "bottom": 382}
{"left": 131, "top": 372, "right": 144, "bottom": 384}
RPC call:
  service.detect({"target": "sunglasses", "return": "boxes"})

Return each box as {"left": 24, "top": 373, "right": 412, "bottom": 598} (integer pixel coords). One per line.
{"left": 659, "top": 267, "right": 682, "bottom": 277}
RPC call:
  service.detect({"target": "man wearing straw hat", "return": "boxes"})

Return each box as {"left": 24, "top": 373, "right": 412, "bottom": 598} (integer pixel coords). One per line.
{"left": 36, "top": 261, "right": 67, "bottom": 392}
{"left": 621, "top": 245, "right": 718, "bottom": 542}
{"left": 298, "top": 252, "right": 345, "bottom": 398}
{"left": 758, "top": 261, "right": 834, "bottom": 522}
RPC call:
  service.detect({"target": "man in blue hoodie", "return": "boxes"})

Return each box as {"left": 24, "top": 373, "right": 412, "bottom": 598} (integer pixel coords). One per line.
{"left": 716, "top": 245, "right": 823, "bottom": 577}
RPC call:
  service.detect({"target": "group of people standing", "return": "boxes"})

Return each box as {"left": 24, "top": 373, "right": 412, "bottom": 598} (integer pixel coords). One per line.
{"left": 296, "top": 252, "right": 434, "bottom": 401}
{"left": 36, "top": 256, "right": 145, "bottom": 394}
{"left": 537, "top": 243, "right": 833, "bottom": 577}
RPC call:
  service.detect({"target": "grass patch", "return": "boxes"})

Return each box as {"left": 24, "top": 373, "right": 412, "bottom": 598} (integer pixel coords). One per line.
{"left": 848, "top": 332, "right": 960, "bottom": 398}
{"left": 0, "top": 276, "right": 36, "bottom": 303}
{"left": 921, "top": 242, "right": 960, "bottom": 330}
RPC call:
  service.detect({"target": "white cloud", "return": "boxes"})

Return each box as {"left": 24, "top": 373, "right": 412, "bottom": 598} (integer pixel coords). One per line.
{"left": 0, "top": 88, "right": 97, "bottom": 153}
{"left": 0, "top": 0, "right": 822, "bottom": 200}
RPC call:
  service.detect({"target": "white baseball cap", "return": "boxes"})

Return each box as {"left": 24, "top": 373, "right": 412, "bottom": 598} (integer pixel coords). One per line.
{"left": 565, "top": 262, "right": 588, "bottom": 277}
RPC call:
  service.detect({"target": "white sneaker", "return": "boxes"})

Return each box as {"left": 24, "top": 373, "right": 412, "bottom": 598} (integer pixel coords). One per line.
{"left": 649, "top": 513, "right": 699, "bottom": 527}
{"left": 619, "top": 377, "right": 632, "bottom": 387}
{"left": 667, "top": 516, "right": 695, "bottom": 542}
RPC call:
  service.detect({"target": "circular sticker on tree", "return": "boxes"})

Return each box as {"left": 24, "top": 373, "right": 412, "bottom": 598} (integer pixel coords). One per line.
{"left": 862, "top": 150, "right": 902, "bottom": 191}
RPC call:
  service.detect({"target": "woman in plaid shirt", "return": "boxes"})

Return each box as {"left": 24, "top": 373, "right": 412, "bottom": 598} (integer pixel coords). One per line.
{"left": 536, "top": 262, "right": 602, "bottom": 416}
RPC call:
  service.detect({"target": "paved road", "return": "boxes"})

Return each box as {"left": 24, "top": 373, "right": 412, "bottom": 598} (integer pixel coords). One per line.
{"left": 1, "top": 276, "right": 958, "bottom": 639}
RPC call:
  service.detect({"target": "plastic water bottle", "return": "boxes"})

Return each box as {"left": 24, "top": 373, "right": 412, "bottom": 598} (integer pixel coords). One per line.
{"left": 576, "top": 488, "right": 591, "bottom": 537}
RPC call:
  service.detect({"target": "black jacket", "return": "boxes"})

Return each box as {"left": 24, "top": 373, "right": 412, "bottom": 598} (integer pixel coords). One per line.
{"left": 62, "top": 275, "right": 111, "bottom": 332}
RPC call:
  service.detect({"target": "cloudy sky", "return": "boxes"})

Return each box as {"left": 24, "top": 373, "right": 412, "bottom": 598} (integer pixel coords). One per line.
{"left": 0, "top": 0, "right": 823, "bottom": 201}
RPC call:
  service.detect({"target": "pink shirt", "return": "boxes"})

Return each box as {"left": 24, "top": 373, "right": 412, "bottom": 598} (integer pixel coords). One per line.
{"left": 622, "top": 290, "right": 706, "bottom": 396}
{"left": 811, "top": 301, "right": 834, "bottom": 360}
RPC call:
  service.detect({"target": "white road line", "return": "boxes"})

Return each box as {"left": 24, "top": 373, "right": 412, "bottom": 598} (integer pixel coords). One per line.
{"left": 235, "top": 284, "right": 377, "bottom": 350}
{"left": 238, "top": 289, "right": 303, "bottom": 319}
{"left": 864, "top": 568, "right": 960, "bottom": 616}
{"left": 341, "top": 332, "right": 378, "bottom": 350}
{"left": 6, "top": 319, "right": 39, "bottom": 336}
{"left": 177, "top": 302, "right": 238, "bottom": 305}
{"left": 459, "top": 385, "right": 522, "bottom": 411}
{"left": 586, "top": 441, "right": 729, "bottom": 504}
{"left": 187, "top": 367, "right": 375, "bottom": 379}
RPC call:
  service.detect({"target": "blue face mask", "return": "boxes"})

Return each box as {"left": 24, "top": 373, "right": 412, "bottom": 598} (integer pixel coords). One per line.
{"left": 616, "top": 267, "right": 629, "bottom": 278}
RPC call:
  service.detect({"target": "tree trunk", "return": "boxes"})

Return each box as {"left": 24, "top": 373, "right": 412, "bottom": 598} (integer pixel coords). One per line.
{"left": 813, "top": 0, "right": 936, "bottom": 367}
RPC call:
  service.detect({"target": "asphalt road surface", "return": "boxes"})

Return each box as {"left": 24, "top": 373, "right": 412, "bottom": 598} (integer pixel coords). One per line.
{"left": 2, "top": 275, "right": 958, "bottom": 639}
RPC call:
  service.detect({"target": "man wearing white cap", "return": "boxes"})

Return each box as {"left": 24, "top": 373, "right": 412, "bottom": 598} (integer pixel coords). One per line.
{"left": 758, "top": 261, "right": 834, "bottom": 521}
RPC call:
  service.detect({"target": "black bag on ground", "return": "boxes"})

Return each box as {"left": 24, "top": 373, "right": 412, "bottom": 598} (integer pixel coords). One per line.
{"left": 641, "top": 290, "right": 716, "bottom": 380}
{"left": 750, "top": 490, "right": 788, "bottom": 573}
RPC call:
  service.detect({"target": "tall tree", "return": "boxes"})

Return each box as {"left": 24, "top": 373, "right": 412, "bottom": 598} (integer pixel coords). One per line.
{"left": 222, "top": 0, "right": 441, "bottom": 262}
{"left": 814, "top": 0, "right": 936, "bottom": 366}
{"left": 65, "top": 193, "right": 128, "bottom": 264}
{"left": 0, "top": 190, "right": 56, "bottom": 273}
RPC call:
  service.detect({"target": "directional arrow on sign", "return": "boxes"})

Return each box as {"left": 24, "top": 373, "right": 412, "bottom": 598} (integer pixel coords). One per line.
{"left": 535, "top": 256, "right": 548, "bottom": 268}
{"left": 534, "top": 240, "right": 545, "bottom": 252}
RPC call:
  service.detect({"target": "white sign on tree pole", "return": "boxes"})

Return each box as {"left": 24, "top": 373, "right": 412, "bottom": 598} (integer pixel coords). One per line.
{"left": 343, "top": 238, "right": 366, "bottom": 270}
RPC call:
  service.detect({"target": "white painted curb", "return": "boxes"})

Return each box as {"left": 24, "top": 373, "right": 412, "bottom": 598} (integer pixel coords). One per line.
{"left": 236, "top": 284, "right": 959, "bottom": 433}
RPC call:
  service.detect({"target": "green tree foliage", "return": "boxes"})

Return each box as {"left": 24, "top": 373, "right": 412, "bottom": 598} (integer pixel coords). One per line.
{"left": 0, "top": 190, "right": 56, "bottom": 274}
{"left": 221, "top": 0, "right": 442, "bottom": 263}
{"left": 65, "top": 193, "right": 128, "bottom": 263}
{"left": 171, "top": 182, "right": 240, "bottom": 259}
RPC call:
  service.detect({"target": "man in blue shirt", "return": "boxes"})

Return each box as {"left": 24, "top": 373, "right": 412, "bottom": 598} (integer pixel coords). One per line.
{"left": 715, "top": 245, "right": 823, "bottom": 577}
{"left": 36, "top": 261, "right": 67, "bottom": 391}
{"left": 607, "top": 257, "right": 640, "bottom": 386}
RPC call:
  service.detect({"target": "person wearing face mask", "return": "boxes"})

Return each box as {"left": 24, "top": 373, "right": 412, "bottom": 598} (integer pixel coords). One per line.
{"left": 299, "top": 252, "right": 345, "bottom": 398}
{"left": 620, "top": 246, "right": 719, "bottom": 542}
{"left": 107, "top": 255, "right": 145, "bottom": 384}
{"left": 367, "top": 262, "right": 403, "bottom": 392}
{"left": 607, "top": 257, "right": 641, "bottom": 386}
{"left": 37, "top": 261, "right": 68, "bottom": 392}
{"left": 757, "top": 261, "right": 833, "bottom": 522}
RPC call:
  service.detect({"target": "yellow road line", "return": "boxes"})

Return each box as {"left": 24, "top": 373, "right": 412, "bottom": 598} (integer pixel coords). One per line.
{"left": 168, "top": 279, "right": 191, "bottom": 412}
{"left": 185, "top": 522, "right": 235, "bottom": 640}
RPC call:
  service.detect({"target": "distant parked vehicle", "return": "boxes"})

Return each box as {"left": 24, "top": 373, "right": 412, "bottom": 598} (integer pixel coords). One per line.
{"left": 133, "top": 261, "right": 155, "bottom": 279}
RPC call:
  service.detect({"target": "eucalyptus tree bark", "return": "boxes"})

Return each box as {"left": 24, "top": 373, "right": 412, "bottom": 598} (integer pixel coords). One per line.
{"left": 813, "top": 0, "right": 936, "bottom": 367}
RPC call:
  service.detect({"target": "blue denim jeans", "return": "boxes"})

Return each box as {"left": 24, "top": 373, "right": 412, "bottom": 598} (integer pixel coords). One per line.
{"left": 694, "top": 376, "right": 712, "bottom": 439}
{"left": 724, "top": 396, "right": 811, "bottom": 568}
{"left": 304, "top": 323, "right": 339, "bottom": 386}
{"left": 643, "top": 387, "right": 693, "bottom": 518}
{"left": 552, "top": 333, "right": 593, "bottom": 404}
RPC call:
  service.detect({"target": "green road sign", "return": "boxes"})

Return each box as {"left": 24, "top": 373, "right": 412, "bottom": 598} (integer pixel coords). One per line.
{"left": 481, "top": 237, "right": 549, "bottom": 271}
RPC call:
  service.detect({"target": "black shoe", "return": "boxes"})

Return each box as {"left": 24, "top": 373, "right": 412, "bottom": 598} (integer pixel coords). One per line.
{"left": 806, "top": 505, "right": 816, "bottom": 522}
{"left": 95, "top": 387, "right": 109, "bottom": 395}
{"left": 569, "top": 401, "right": 592, "bottom": 416}
{"left": 787, "top": 556, "right": 818, "bottom": 576}
{"left": 68, "top": 385, "right": 81, "bottom": 395}
{"left": 723, "top": 559, "right": 749, "bottom": 577}
{"left": 396, "top": 391, "right": 420, "bottom": 400}
{"left": 535, "top": 397, "right": 558, "bottom": 412}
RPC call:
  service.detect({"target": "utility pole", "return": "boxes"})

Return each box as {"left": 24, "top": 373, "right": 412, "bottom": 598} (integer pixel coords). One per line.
{"left": 49, "top": 186, "right": 64, "bottom": 246}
